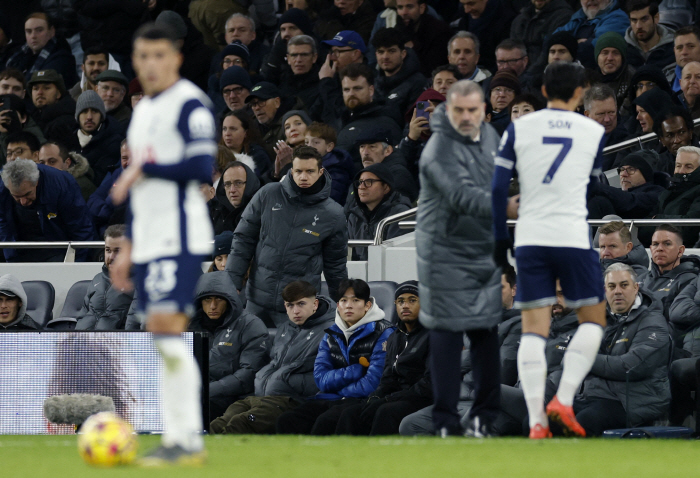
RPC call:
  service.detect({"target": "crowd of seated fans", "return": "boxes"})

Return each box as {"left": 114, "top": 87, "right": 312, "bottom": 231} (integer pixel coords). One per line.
{"left": 3, "top": 0, "right": 700, "bottom": 436}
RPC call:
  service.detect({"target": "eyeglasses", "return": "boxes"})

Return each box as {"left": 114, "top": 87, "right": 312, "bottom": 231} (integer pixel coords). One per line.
{"left": 355, "top": 179, "right": 383, "bottom": 188}
{"left": 496, "top": 57, "right": 525, "bottom": 66}
{"left": 287, "top": 52, "right": 314, "bottom": 59}
{"left": 249, "top": 98, "right": 269, "bottom": 109}
{"left": 617, "top": 166, "right": 638, "bottom": 175}
{"left": 330, "top": 48, "right": 354, "bottom": 57}
{"left": 395, "top": 297, "right": 419, "bottom": 306}
{"left": 223, "top": 180, "right": 246, "bottom": 190}
{"left": 222, "top": 58, "right": 244, "bottom": 67}
{"left": 223, "top": 86, "right": 246, "bottom": 96}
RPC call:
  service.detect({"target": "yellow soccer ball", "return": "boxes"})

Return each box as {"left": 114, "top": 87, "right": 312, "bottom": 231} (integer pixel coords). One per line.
{"left": 77, "top": 412, "right": 138, "bottom": 467}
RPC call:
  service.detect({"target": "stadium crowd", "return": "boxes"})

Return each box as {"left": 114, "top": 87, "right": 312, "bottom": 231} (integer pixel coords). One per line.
{"left": 1, "top": 0, "right": 700, "bottom": 437}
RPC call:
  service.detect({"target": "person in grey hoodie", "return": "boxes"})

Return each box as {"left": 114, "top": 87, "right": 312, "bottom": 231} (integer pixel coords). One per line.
{"left": 226, "top": 146, "right": 348, "bottom": 327}
{"left": 210, "top": 280, "right": 335, "bottom": 434}
{"left": 0, "top": 273, "right": 40, "bottom": 330}
{"left": 624, "top": 0, "right": 676, "bottom": 72}
{"left": 189, "top": 271, "right": 270, "bottom": 421}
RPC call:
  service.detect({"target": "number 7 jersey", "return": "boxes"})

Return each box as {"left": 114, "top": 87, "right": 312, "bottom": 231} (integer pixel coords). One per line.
{"left": 492, "top": 108, "right": 606, "bottom": 250}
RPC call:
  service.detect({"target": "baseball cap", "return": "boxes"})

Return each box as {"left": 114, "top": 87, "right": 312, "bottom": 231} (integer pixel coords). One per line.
{"left": 245, "top": 82, "right": 282, "bottom": 103}
{"left": 0, "top": 289, "right": 17, "bottom": 298}
{"left": 27, "top": 70, "right": 66, "bottom": 94}
{"left": 96, "top": 70, "right": 129, "bottom": 88}
{"left": 323, "top": 31, "right": 367, "bottom": 54}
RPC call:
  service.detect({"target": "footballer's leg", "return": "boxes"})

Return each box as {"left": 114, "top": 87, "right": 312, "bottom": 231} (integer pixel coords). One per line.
{"left": 519, "top": 307, "right": 552, "bottom": 439}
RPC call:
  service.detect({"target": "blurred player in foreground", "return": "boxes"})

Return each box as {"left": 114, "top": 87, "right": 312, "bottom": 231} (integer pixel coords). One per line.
{"left": 492, "top": 62, "right": 607, "bottom": 439}
{"left": 111, "top": 23, "right": 215, "bottom": 465}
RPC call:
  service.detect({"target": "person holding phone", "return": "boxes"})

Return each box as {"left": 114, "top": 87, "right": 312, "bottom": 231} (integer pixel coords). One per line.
{"left": 397, "top": 89, "right": 445, "bottom": 178}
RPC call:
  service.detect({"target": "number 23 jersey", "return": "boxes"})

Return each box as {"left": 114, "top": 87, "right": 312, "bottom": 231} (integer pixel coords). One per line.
{"left": 495, "top": 108, "right": 605, "bottom": 249}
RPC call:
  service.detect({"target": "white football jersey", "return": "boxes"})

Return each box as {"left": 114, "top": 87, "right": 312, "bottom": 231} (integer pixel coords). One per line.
{"left": 495, "top": 109, "right": 605, "bottom": 249}
{"left": 127, "top": 79, "right": 216, "bottom": 263}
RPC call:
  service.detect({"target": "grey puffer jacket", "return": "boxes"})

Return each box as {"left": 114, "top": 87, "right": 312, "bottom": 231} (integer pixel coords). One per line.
{"left": 189, "top": 272, "right": 270, "bottom": 406}
{"left": 668, "top": 275, "right": 700, "bottom": 356}
{"left": 0, "top": 274, "right": 40, "bottom": 330}
{"left": 75, "top": 264, "right": 135, "bottom": 330}
{"left": 646, "top": 255, "right": 700, "bottom": 318}
{"left": 226, "top": 171, "right": 348, "bottom": 317}
{"left": 600, "top": 243, "right": 650, "bottom": 288}
{"left": 254, "top": 296, "right": 336, "bottom": 398}
{"left": 416, "top": 104, "right": 502, "bottom": 332}
{"left": 582, "top": 290, "right": 671, "bottom": 427}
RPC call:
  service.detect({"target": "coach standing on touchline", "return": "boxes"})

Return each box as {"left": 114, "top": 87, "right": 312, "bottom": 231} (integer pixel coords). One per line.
{"left": 415, "top": 80, "right": 517, "bottom": 437}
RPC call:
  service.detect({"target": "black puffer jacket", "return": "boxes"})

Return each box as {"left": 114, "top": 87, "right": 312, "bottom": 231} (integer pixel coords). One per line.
{"left": 646, "top": 255, "right": 700, "bottom": 318}
{"left": 31, "top": 94, "right": 77, "bottom": 145}
{"left": 226, "top": 170, "right": 348, "bottom": 320}
{"left": 373, "top": 49, "right": 426, "bottom": 124}
{"left": 189, "top": 272, "right": 270, "bottom": 408}
{"left": 210, "top": 162, "right": 261, "bottom": 235}
{"left": 254, "top": 295, "right": 336, "bottom": 398}
{"left": 70, "top": 116, "right": 125, "bottom": 187}
{"left": 337, "top": 102, "right": 403, "bottom": 163}
{"left": 370, "top": 320, "right": 431, "bottom": 403}
{"left": 346, "top": 188, "right": 411, "bottom": 261}
{"left": 75, "top": 264, "right": 135, "bottom": 330}
{"left": 669, "top": 274, "right": 700, "bottom": 356}
{"left": 600, "top": 243, "right": 650, "bottom": 288}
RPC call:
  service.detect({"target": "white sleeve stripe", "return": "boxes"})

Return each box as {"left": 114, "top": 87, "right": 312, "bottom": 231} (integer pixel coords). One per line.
{"left": 495, "top": 157, "right": 515, "bottom": 169}
{"left": 185, "top": 140, "right": 217, "bottom": 158}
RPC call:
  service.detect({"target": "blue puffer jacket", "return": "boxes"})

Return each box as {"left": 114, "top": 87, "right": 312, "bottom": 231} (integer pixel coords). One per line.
{"left": 313, "top": 300, "right": 395, "bottom": 400}
{"left": 322, "top": 148, "right": 355, "bottom": 206}
{"left": 553, "top": 0, "right": 628, "bottom": 46}
{"left": 0, "top": 164, "right": 97, "bottom": 261}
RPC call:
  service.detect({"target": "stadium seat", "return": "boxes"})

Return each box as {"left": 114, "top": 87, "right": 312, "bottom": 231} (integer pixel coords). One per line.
{"left": 368, "top": 281, "right": 398, "bottom": 323}
{"left": 21, "top": 280, "right": 55, "bottom": 328}
{"left": 320, "top": 282, "right": 329, "bottom": 298}
{"left": 45, "top": 280, "right": 91, "bottom": 330}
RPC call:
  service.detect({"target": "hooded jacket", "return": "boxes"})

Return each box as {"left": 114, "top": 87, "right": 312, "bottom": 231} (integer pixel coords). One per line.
{"left": 70, "top": 115, "right": 125, "bottom": 187}
{"left": 651, "top": 167, "right": 700, "bottom": 245}
{"left": 189, "top": 272, "right": 269, "bottom": 406}
{"left": 510, "top": 0, "right": 573, "bottom": 64}
{"left": 373, "top": 49, "right": 426, "bottom": 122}
{"left": 225, "top": 170, "right": 348, "bottom": 323}
{"left": 345, "top": 174, "right": 412, "bottom": 261}
{"left": 646, "top": 255, "right": 700, "bottom": 318}
{"left": 211, "top": 162, "right": 261, "bottom": 235}
{"left": 600, "top": 243, "right": 650, "bottom": 287}
{"left": 313, "top": 299, "right": 395, "bottom": 400}
{"left": 625, "top": 24, "right": 675, "bottom": 71}
{"left": 337, "top": 101, "right": 404, "bottom": 164}
{"left": 669, "top": 274, "right": 700, "bottom": 355}
{"left": 416, "top": 103, "right": 502, "bottom": 332}
{"left": 0, "top": 274, "right": 40, "bottom": 331}
{"left": 0, "top": 164, "right": 97, "bottom": 262}
{"left": 75, "top": 264, "right": 135, "bottom": 330}
{"left": 254, "top": 295, "right": 336, "bottom": 398}
{"left": 370, "top": 319, "right": 432, "bottom": 403}
{"left": 582, "top": 290, "right": 670, "bottom": 427}
{"left": 31, "top": 94, "right": 77, "bottom": 145}
{"left": 66, "top": 152, "right": 97, "bottom": 202}
{"left": 323, "top": 148, "right": 355, "bottom": 206}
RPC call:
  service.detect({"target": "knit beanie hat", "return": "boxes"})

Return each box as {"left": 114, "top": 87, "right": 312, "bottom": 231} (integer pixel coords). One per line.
{"left": 220, "top": 66, "right": 252, "bottom": 92}
{"left": 279, "top": 8, "right": 314, "bottom": 36}
{"left": 545, "top": 31, "right": 578, "bottom": 60}
{"left": 75, "top": 90, "right": 106, "bottom": 121}
{"left": 490, "top": 69, "right": 521, "bottom": 94}
{"left": 394, "top": 280, "right": 419, "bottom": 300}
{"left": 281, "top": 109, "right": 312, "bottom": 126}
{"left": 620, "top": 152, "right": 654, "bottom": 182}
{"left": 633, "top": 88, "right": 672, "bottom": 120}
{"left": 155, "top": 10, "right": 187, "bottom": 39}
{"left": 221, "top": 41, "right": 250, "bottom": 67}
{"left": 355, "top": 162, "right": 395, "bottom": 191}
{"left": 213, "top": 231, "right": 233, "bottom": 258}
{"left": 595, "top": 31, "right": 627, "bottom": 63}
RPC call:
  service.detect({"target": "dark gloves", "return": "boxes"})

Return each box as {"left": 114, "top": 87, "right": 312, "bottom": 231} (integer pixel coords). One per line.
{"left": 360, "top": 395, "right": 387, "bottom": 423}
{"left": 494, "top": 239, "right": 513, "bottom": 270}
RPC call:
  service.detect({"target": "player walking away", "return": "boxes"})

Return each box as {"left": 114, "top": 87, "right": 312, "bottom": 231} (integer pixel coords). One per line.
{"left": 492, "top": 62, "right": 608, "bottom": 439}
{"left": 111, "top": 23, "right": 216, "bottom": 465}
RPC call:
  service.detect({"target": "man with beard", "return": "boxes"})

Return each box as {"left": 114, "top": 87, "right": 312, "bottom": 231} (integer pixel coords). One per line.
{"left": 552, "top": 0, "right": 629, "bottom": 68}
{"left": 595, "top": 32, "right": 635, "bottom": 110}
{"left": 394, "top": 0, "right": 452, "bottom": 77}
{"left": 28, "top": 69, "right": 76, "bottom": 144}
{"left": 654, "top": 107, "right": 698, "bottom": 174}
{"left": 69, "top": 47, "right": 110, "bottom": 101}
{"left": 210, "top": 161, "right": 261, "bottom": 235}
{"left": 625, "top": 0, "right": 675, "bottom": 71}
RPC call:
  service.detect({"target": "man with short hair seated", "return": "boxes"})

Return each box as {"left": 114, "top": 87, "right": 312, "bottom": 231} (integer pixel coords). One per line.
{"left": 276, "top": 279, "right": 395, "bottom": 435}
{"left": 0, "top": 273, "right": 41, "bottom": 330}
{"left": 568, "top": 263, "right": 670, "bottom": 436}
{"left": 189, "top": 271, "right": 269, "bottom": 421}
{"left": 335, "top": 281, "right": 431, "bottom": 435}
{"left": 210, "top": 280, "right": 335, "bottom": 434}
{"left": 75, "top": 224, "right": 135, "bottom": 330}
{"left": 598, "top": 220, "right": 650, "bottom": 285}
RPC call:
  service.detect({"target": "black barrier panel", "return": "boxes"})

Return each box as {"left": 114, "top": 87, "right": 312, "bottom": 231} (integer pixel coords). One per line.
{"left": 0, "top": 331, "right": 208, "bottom": 435}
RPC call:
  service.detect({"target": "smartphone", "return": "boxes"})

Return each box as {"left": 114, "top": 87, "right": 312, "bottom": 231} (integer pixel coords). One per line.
{"left": 416, "top": 101, "right": 429, "bottom": 120}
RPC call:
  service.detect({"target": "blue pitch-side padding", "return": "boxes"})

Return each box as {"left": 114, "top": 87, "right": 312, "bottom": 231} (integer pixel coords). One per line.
{"left": 602, "top": 426, "right": 694, "bottom": 439}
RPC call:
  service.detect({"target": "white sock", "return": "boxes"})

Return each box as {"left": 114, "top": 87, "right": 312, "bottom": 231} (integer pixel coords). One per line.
{"left": 154, "top": 335, "right": 204, "bottom": 452}
{"left": 556, "top": 322, "right": 605, "bottom": 406}
{"left": 518, "top": 333, "right": 548, "bottom": 430}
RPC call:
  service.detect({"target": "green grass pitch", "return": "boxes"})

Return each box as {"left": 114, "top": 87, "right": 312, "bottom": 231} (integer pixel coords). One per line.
{"left": 1, "top": 434, "right": 698, "bottom": 477}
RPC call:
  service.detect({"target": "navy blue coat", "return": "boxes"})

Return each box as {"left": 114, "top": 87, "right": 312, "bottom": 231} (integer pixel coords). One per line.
{"left": 323, "top": 148, "right": 355, "bottom": 206}
{"left": 0, "top": 164, "right": 97, "bottom": 261}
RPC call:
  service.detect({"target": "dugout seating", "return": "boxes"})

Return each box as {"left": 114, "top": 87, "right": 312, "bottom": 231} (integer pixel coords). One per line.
{"left": 21, "top": 280, "right": 55, "bottom": 328}
{"left": 368, "top": 281, "right": 399, "bottom": 323}
{"left": 45, "top": 280, "right": 91, "bottom": 330}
